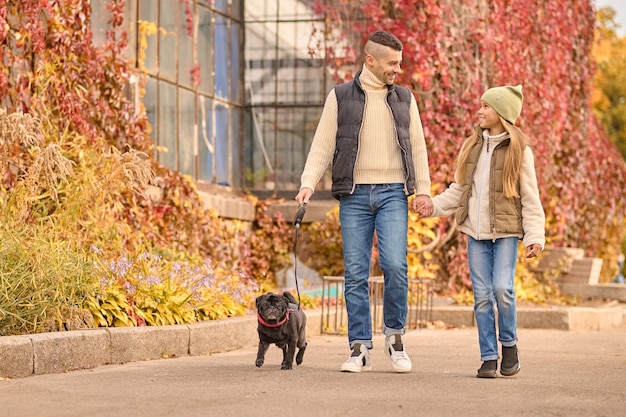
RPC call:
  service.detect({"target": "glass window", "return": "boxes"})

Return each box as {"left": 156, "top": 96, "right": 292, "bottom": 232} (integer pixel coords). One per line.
{"left": 197, "top": 6, "right": 213, "bottom": 95}
{"left": 273, "top": 107, "right": 298, "bottom": 188}
{"left": 144, "top": 76, "right": 158, "bottom": 136}
{"left": 292, "top": 109, "right": 311, "bottom": 168}
{"left": 231, "top": 0, "right": 242, "bottom": 20}
{"left": 158, "top": 81, "right": 177, "bottom": 170}
{"left": 214, "top": 0, "right": 229, "bottom": 14}
{"left": 124, "top": 0, "right": 138, "bottom": 63}
{"left": 90, "top": 0, "right": 138, "bottom": 60}
{"left": 245, "top": 106, "right": 276, "bottom": 190}
{"left": 243, "top": 2, "right": 331, "bottom": 192}
{"left": 245, "top": 22, "right": 276, "bottom": 105}
{"left": 125, "top": 0, "right": 244, "bottom": 188}
{"left": 231, "top": 21, "right": 240, "bottom": 101}
{"left": 139, "top": 0, "right": 158, "bottom": 75}
{"left": 178, "top": 2, "right": 194, "bottom": 89}
{"left": 178, "top": 88, "right": 196, "bottom": 176}
{"left": 215, "top": 103, "right": 230, "bottom": 185}
{"left": 198, "top": 96, "right": 214, "bottom": 182}
{"left": 231, "top": 107, "right": 241, "bottom": 187}
{"left": 214, "top": 14, "right": 229, "bottom": 99}
{"left": 159, "top": 0, "right": 178, "bottom": 81}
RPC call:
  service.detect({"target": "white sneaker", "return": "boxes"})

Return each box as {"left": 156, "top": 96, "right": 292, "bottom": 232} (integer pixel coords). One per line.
{"left": 385, "top": 334, "right": 412, "bottom": 373}
{"left": 340, "top": 343, "right": 372, "bottom": 373}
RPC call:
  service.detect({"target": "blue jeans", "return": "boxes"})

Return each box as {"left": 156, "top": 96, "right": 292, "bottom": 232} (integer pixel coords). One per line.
{"left": 467, "top": 236, "right": 519, "bottom": 361}
{"left": 339, "top": 184, "right": 409, "bottom": 349}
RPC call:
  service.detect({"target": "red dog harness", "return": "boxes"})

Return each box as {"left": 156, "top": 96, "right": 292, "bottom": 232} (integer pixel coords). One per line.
{"left": 257, "top": 308, "right": 293, "bottom": 328}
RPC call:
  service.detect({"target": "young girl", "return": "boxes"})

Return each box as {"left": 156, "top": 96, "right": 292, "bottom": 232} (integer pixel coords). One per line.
{"left": 418, "top": 85, "right": 545, "bottom": 378}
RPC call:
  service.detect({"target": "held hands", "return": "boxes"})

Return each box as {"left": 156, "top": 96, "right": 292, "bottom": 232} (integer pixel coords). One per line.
{"left": 526, "top": 244, "right": 541, "bottom": 259}
{"left": 412, "top": 195, "right": 434, "bottom": 217}
{"left": 410, "top": 194, "right": 542, "bottom": 259}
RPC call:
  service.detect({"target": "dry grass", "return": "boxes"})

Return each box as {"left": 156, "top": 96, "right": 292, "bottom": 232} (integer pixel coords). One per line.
{"left": 0, "top": 108, "right": 44, "bottom": 153}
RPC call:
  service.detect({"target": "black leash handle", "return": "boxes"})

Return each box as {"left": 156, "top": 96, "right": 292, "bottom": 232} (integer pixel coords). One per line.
{"left": 292, "top": 204, "right": 307, "bottom": 307}
{"left": 293, "top": 203, "right": 307, "bottom": 227}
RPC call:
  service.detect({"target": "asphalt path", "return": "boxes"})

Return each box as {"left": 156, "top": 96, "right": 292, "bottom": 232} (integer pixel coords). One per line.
{"left": 1, "top": 325, "right": 625, "bottom": 417}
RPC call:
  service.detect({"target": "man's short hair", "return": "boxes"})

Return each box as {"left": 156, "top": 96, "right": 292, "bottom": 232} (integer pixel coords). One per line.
{"left": 367, "top": 31, "right": 403, "bottom": 51}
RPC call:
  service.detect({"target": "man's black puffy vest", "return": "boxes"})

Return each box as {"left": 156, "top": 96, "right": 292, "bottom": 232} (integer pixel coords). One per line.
{"left": 331, "top": 70, "right": 416, "bottom": 199}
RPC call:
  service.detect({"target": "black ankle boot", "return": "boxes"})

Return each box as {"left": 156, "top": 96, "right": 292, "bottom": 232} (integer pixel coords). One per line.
{"left": 501, "top": 345, "right": 520, "bottom": 376}
{"left": 477, "top": 360, "right": 497, "bottom": 378}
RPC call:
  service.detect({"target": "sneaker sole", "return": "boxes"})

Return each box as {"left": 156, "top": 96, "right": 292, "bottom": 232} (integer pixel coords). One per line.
{"left": 477, "top": 371, "right": 497, "bottom": 378}
{"left": 500, "top": 365, "right": 521, "bottom": 377}
{"left": 340, "top": 364, "right": 372, "bottom": 373}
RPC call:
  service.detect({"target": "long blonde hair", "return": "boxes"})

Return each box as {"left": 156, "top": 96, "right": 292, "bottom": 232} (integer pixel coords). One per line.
{"left": 456, "top": 117, "right": 528, "bottom": 198}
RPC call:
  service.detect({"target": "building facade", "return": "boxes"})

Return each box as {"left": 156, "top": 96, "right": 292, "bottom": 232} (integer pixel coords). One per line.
{"left": 91, "top": 0, "right": 338, "bottom": 220}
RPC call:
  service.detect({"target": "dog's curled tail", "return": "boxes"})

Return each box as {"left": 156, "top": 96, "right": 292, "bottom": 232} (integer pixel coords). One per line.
{"left": 283, "top": 291, "right": 299, "bottom": 307}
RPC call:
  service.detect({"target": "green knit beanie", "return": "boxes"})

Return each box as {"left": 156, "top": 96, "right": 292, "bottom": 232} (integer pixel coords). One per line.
{"left": 480, "top": 84, "right": 523, "bottom": 124}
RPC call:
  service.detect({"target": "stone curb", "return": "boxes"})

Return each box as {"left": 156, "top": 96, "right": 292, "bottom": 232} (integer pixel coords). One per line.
{"left": 431, "top": 303, "right": 625, "bottom": 331}
{"left": 0, "top": 312, "right": 322, "bottom": 379}
{"left": 1, "top": 304, "right": 623, "bottom": 379}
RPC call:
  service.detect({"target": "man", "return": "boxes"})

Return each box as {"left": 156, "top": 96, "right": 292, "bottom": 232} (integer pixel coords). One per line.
{"left": 295, "top": 31, "right": 432, "bottom": 373}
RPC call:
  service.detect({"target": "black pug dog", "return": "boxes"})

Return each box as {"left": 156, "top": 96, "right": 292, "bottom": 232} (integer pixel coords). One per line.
{"left": 255, "top": 291, "right": 307, "bottom": 370}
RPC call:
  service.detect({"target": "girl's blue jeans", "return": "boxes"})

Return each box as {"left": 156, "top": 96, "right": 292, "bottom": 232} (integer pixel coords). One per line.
{"left": 467, "top": 236, "right": 519, "bottom": 361}
{"left": 339, "top": 184, "right": 408, "bottom": 349}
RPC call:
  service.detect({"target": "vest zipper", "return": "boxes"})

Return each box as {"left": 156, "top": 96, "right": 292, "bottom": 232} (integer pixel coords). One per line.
{"left": 351, "top": 92, "right": 366, "bottom": 195}
{"left": 490, "top": 142, "right": 501, "bottom": 242}
{"left": 476, "top": 141, "right": 490, "bottom": 240}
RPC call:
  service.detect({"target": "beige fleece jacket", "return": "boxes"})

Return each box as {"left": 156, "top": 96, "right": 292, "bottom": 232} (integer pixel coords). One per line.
{"left": 300, "top": 65, "right": 431, "bottom": 196}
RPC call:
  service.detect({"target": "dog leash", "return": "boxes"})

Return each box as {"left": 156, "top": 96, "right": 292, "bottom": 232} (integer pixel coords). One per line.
{"left": 292, "top": 203, "right": 307, "bottom": 308}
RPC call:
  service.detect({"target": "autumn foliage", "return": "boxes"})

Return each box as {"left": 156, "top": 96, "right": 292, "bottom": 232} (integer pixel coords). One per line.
{"left": 593, "top": 7, "right": 626, "bottom": 161}
{"left": 312, "top": 0, "right": 626, "bottom": 286}
{"left": 0, "top": 0, "right": 262, "bottom": 334}
{"left": 1, "top": 0, "right": 625, "bottom": 325}
{"left": 0, "top": 0, "right": 235, "bottom": 262}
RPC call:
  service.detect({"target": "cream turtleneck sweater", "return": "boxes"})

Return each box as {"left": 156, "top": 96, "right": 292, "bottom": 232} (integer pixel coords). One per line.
{"left": 300, "top": 65, "right": 431, "bottom": 196}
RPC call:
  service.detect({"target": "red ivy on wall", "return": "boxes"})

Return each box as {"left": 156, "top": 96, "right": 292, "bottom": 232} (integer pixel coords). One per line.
{"left": 0, "top": 0, "right": 238, "bottom": 270}
{"left": 0, "top": 0, "right": 150, "bottom": 151}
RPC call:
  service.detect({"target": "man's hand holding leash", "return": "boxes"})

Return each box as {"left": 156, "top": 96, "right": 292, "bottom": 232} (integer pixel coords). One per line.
{"left": 295, "top": 187, "right": 313, "bottom": 207}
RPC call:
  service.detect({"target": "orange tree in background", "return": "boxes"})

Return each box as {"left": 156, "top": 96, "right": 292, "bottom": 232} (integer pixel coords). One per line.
{"left": 593, "top": 7, "right": 626, "bottom": 161}
{"left": 593, "top": 7, "right": 626, "bottom": 278}
{"left": 312, "top": 0, "right": 626, "bottom": 290}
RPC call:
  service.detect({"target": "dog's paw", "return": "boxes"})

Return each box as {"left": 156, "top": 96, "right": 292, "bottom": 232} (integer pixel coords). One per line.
{"left": 255, "top": 359, "right": 264, "bottom": 367}
{"left": 296, "top": 351, "right": 305, "bottom": 365}
{"left": 280, "top": 364, "right": 293, "bottom": 370}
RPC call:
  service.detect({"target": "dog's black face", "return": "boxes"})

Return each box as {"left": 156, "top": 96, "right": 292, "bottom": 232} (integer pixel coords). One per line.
{"left": 256, "top": 293, "right": 289, "bottom": 324}
{"left": 255, "top": 292, "right": 307, "bottom": 370}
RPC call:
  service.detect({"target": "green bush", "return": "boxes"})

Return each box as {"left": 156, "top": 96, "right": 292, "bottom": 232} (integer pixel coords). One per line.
{"left": 0, "top": 110, "right": 262, "bottom": 336}
{"left": 0, "top": 226, "right": 99, "bottom": 335}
